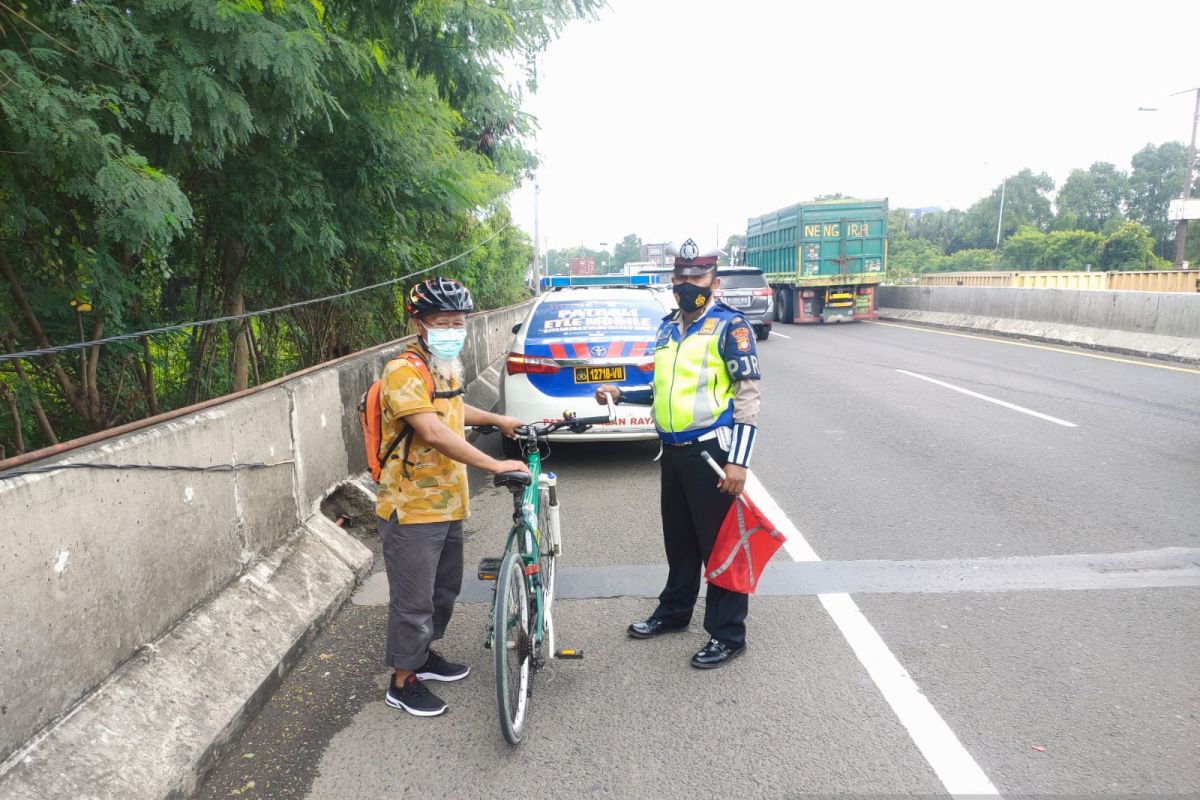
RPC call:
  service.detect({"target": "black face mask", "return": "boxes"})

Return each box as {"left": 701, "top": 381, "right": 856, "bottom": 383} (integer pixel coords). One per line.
{"left": 674, "top": 281, "right": 712, "bottom": 312}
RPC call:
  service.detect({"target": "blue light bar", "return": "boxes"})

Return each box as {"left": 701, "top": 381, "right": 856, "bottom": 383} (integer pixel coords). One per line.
{"left": 540, "top": 274, "right": 663, "bottom": 289}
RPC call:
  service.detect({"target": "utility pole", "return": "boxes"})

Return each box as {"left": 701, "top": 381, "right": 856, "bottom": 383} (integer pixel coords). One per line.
{"left": 995, "top": 177, "right": 1006, "bottom": 248}
{"left": 533, "top": 180, "right": 541, "bottom": 288}
{"left": 1171, "top": 87, "right": 1199, "bottom": 266}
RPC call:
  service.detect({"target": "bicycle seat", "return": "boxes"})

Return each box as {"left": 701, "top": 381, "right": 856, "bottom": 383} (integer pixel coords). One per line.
{"left": 493, "top": 471, "right": 532, "bottom": 490}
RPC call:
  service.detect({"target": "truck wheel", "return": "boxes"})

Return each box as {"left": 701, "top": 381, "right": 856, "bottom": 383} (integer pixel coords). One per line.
{"left": 776, "top": 288, "right": 794, "bottom": 324}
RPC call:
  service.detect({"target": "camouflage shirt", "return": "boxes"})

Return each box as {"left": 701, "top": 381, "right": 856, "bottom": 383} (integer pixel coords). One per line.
{"left": 374, "top": 345, "right": 469, "bottom": 523}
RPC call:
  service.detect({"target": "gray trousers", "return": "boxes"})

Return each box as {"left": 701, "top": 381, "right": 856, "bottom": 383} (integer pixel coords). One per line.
{"left": 377, "top": 515, "right": 465, "bottom": 670}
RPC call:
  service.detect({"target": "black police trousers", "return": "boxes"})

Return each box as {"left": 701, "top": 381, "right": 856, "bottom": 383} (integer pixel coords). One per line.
{"left": 651, "top": 437, "right": 748, "bottom": 647}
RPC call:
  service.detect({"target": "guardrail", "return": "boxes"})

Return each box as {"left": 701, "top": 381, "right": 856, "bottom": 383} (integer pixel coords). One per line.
{"left": 918, "top": 270, "right": 1199, "bottom": 293}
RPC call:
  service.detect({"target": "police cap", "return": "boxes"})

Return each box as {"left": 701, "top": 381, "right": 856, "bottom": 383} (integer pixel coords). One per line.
{"left": 668, "top": 238, "right": 724, "bottom": 276}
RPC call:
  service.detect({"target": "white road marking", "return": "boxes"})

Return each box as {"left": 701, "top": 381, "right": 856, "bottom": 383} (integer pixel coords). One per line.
{"left": 745, "top": 470, "right": 1002, "bottom": 797}
{"left": 769, "top": 330, "right": 792, "bottom": 339}
{"left": 896, "top": 368, "right": 1077, "bottom": 428}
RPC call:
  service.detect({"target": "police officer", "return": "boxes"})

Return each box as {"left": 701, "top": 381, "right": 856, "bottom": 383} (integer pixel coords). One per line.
{"left": 595, "top": 239, "right": 761, "bottom": 669}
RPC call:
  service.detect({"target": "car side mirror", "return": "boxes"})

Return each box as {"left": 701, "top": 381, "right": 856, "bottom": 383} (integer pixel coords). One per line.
{"left": 511, "top": 323, "right": 521, "bottom": 334}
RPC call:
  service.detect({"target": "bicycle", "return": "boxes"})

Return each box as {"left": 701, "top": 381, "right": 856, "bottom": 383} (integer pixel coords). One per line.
{"left": 474, "top": 401, "right": 614, "bottom": 744}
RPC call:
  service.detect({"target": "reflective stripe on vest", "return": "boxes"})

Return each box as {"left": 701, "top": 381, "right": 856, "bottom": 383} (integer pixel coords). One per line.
{"left": 652, "top": 315, "right": 734, "bottom": 435}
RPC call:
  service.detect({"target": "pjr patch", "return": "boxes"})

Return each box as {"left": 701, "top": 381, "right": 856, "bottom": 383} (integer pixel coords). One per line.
{"left": 732, "top": 326, "right": 752, "bottom": 352}
{"left": 699, "top": 318, "right": 719, "bottom": 335}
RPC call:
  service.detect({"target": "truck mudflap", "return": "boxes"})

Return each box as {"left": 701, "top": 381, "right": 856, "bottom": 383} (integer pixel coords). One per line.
{"left": 851, "top": 285, "right": 878, "bottom": 320}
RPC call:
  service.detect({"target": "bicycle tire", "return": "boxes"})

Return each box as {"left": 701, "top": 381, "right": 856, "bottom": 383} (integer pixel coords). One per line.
{"left": 494, "top": 551, "right": 532, "bottom": 744}
{"left": 536, "top": 487, "right": 557, "bottom": 658}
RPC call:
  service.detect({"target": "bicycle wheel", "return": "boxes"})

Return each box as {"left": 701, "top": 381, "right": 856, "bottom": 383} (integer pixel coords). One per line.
{"left": 494, "top": 551, "right": 531, "bottom": 744}
{"left": 536, "top": 487, "right": 557, "bottom": 657}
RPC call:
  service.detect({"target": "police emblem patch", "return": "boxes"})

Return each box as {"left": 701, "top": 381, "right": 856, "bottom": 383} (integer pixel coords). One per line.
{"left": 732, "top": 326, "right": 752, "bottom": 352}
{"left": 699, "top": 318, "right": 719, "bottom": 335}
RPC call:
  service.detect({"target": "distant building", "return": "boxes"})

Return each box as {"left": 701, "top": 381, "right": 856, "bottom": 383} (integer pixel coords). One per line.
{"left": 908, "top": 207, "right": 942, "bottom": 220}
{"left": 642, "top": 242, "right": 671, "bottom": 267}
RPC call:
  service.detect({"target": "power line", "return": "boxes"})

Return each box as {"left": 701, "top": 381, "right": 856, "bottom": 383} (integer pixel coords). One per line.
{"left": 1, "top": 223, "right": 510, "bottom": 362}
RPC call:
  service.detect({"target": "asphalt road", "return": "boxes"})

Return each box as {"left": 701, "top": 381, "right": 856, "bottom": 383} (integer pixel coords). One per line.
{"left": 197, "top": 321, "right": 1200, "bottom": 799}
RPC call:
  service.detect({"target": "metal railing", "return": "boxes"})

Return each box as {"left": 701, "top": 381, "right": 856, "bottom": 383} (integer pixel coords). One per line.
{"left": 918, "top": 270, "right": 1199, "bottom": 292}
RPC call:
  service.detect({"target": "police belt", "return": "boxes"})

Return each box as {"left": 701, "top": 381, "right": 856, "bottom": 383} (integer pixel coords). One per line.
{"left": 664, "top": 429, "right": 721, "bottom": 448}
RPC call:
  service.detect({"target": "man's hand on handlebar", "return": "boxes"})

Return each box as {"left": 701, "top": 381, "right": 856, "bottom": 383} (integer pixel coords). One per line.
{"left": 495, "top": 415, "right": 523, "bottom": 440}
{"left": 594, "top": 384, "right": 621, "bottom": 406}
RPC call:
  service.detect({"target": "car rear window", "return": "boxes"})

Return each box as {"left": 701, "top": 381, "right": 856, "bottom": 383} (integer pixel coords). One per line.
{"left": 718, "top": 272, "right": 768, "bottom": 289}
{"left": 529, "top": 297, "right": 664, "bottom": 338}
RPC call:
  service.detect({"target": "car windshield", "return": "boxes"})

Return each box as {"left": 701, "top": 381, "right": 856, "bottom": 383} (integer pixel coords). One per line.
{"left": 528, "top": 297, "right": 664, "bottom": 339}
{"left": 718, "top": 273, "right": 767, "bottom": 290}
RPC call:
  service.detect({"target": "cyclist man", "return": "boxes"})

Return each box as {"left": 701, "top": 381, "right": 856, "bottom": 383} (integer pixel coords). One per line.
{"left": 378, "top": 277, "right": 527, "bottom": 716}
{"left": 595, "top": 239, "right": 761, "bottom": 669}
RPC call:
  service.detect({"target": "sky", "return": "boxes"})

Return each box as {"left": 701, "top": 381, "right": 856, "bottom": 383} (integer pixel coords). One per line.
{"left": 505, "top": 0, "right": 1198, "bottom": 255}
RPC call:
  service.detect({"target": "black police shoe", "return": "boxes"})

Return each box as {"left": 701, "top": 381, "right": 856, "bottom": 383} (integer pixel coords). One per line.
{"left": 627, "top": 617, "right": 690, "bottom": 639}
{"left": 690, "top": 638, "right": 746, "bottom": 669}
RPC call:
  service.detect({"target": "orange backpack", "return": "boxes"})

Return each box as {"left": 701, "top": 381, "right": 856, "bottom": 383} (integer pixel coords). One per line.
{"left": 358, "top": 351, "right": 458, "bottom": 482}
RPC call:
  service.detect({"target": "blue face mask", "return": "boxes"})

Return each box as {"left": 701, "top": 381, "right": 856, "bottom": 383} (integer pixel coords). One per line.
{"left": 425, "top": 327, "right": 467, "bottom": 360}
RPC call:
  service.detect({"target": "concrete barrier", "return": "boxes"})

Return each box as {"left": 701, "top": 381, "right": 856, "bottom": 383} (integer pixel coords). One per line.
{"left": 0, "top": 298, "right": 532, "bottom": 798}
{"left": 877, "top": 286, "right": 1200, "bottom": 362}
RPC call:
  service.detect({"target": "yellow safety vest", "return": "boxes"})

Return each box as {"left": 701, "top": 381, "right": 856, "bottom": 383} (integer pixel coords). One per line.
{"left": 652, "top": 310, "right": 735, "bottom": 441}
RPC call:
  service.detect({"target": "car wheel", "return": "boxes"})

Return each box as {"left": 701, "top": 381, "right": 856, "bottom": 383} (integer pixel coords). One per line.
{"left": 756, "top": 325, "right": 770, "bottom": 341}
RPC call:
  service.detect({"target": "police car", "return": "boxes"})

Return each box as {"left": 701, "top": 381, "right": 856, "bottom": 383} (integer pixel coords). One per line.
{"left": 500, "top": 275, "right": 674, "bottom": 452}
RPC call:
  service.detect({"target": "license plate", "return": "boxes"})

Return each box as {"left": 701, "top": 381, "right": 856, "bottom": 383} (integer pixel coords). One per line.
{"left": 573, "top": 365, "right": 625, "bottom": 383}
{"left": 726, "top": 295, "right": 752, "bottom": 307}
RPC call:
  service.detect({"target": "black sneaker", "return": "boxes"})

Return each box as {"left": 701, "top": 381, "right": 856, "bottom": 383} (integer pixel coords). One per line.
{"left": 415, "top": 649, "right": 470, "bottom": 682}
{"left": 385, "top": 674, "right": 447, "bottom": 717}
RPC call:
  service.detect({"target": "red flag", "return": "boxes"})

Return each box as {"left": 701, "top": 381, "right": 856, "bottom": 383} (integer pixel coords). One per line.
{"left": 705, "top": 492, "right": 787, "bottom": 594}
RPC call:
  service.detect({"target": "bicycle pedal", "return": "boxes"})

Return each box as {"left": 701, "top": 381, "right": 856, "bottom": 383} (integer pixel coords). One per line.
{"left": 555, "top": 648, "right": 584, "bottom": 660}
{"left": 477, "top": 557, "right": 502, "bottom": 581}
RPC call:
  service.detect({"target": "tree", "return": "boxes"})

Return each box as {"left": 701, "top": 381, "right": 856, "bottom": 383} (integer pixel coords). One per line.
{"left": 1054, "top": 162, "right": 1128, "bottom": 232}
{"left": 1127, "top": 142, "right": 1195, "bottom": 258}
{"left": 611, "top": 234, "right": 643, "bottom": 272}
{"left": 1098, "top": 221, "right": 1167, "bottom": 270}
{"left": 887, "top": 232, "right": 944, "bottom": 278}
{"left": 960, "top": 169, "right": 1055, "bottom": 249}
{"left": 0, "top": 0, "right": 600, "bottom": 455}
{"left": 999, "top": 227, "right": 1048, "bottom": 270}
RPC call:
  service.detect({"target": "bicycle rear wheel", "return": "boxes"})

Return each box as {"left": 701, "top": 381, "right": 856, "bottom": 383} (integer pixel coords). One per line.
{"left": 494, "top": 551, "right": 532, "bottom": 744}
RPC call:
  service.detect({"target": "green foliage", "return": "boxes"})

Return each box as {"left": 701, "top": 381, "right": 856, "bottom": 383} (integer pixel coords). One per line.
{"left": 960, "top": 169, "right": 1055, "bottom": 250}
{"left": 0, "top": 0, "right": 600, "bottom": 455}
{"left": 1098, "top": 221, "right": 1166, "bottom": 270}
{"left": 1054, "top": 162, "right": 1128, "bottom": 232}
{"left": 1128, "top": 142, "right": 1195, "bottom": 258}
{"left": 939, "top": 249, "right": 1000, "bottom": 272}
{"left": 998, "top": 227, "right": 1104, "bottom": 271}
{"left": 611, "top": 234, "right": 643, "bottom": 272}
{"left": 886, "top": 231, "right": 943, "bottom": 279}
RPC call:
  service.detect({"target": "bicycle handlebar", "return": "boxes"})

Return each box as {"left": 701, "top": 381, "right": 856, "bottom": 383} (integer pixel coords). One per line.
{"left": 472, "top": 398, "right": 617, "bottom": 439}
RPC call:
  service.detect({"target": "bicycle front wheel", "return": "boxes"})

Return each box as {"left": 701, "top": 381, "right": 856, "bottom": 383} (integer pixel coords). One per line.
{"left": 494, "top": 551, "right": 532, "bottom": 744}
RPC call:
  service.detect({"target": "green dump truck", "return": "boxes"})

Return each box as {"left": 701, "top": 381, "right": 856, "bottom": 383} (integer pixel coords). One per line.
{"left": 745, "top": 198, "right": 888, "bottom": 323}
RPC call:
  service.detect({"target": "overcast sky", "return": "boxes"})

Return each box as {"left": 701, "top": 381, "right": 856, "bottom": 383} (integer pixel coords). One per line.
{"left": 505, "top": 0, "right": 1197, "bottom": 254}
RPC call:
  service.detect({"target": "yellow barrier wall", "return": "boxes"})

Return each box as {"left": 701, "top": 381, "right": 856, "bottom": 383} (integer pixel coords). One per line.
{"left": 919, "top": 270, "right": 1199, "bottom": 293}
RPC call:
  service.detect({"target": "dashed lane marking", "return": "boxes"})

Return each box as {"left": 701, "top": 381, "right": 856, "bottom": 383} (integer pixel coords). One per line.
{"left": 896, "top": 369, "right": 1078, "bottom": 427}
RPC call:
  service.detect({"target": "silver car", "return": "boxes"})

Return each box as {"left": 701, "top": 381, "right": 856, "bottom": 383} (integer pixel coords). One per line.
{"left": 716, "top": 267, "right": 773, "bottom": 341}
